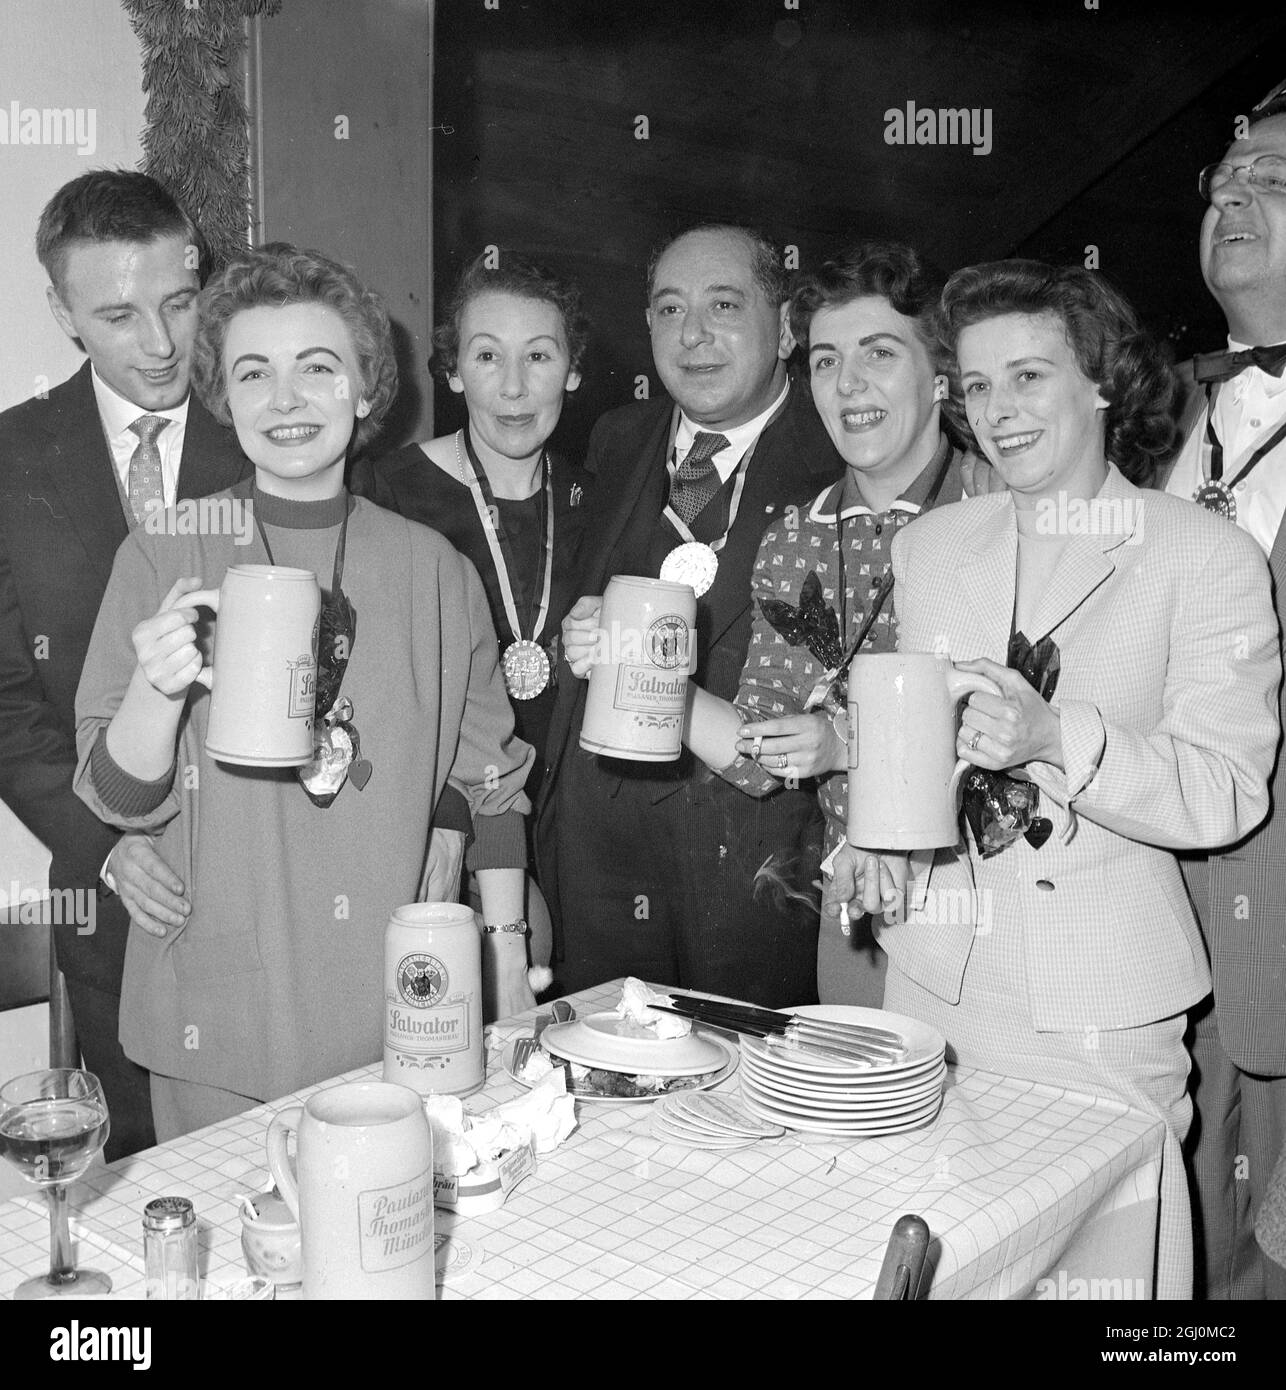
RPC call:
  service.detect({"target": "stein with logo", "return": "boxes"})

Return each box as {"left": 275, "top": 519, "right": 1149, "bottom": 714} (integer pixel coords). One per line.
{"left": 383, "top": 902, "right": 484, "bottom": 1097}
{"left": 200, "top": 564, "right": 320, "bottom": 767}
{"left": 266, "top": 1081, "right": 434, "bottom": 1300}
{"left": 579, "top": 575, "right": 697, "bottom": 761}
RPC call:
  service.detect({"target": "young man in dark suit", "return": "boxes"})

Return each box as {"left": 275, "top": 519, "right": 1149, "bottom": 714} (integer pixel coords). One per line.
{"left": 0, "top": 171, "right": 248, "bottom": 1159}
{"left": 537, "top": 225, "right": 843, "bottom": 1006}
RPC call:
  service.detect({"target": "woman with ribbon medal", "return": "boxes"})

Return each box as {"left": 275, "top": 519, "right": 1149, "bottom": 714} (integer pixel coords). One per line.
{"left": 674, "top": 242, "right": 969, "bottom": 1007}
{"left": 74, "top": 245, "right": 536, "bottom": 1140}
{"left": 352, "top": 252, "right": 590, "bottom": 981}
{"left": 831, "top": 260, "right": 1280, "bottom": 1298}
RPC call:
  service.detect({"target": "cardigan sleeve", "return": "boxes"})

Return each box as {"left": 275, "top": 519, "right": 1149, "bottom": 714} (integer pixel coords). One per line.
{"left": 73, "top": 532, "right": 185, "bottom": 832}
{"left": 443, "top": 545, "right": 534, "bottom": 859}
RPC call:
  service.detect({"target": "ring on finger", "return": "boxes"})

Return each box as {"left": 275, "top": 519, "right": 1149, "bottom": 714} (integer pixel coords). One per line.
{"left": 967, "top": 729, "right": 982, "bottom": 752}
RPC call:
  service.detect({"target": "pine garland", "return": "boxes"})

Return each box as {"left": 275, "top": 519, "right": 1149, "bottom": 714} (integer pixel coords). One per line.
{"left": 122, "top": 0, "right": 282, "bottom": 273}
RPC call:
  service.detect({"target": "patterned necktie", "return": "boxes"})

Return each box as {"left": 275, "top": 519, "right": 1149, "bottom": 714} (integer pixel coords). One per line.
{"left": 126, "top": 415, "right": 171, "bottom": 525}
{"left": 1193, "top": 343, "right": 1286, "bottom": 384}
{"left": 669, "top": 430, "right": 730, "bottom": 526}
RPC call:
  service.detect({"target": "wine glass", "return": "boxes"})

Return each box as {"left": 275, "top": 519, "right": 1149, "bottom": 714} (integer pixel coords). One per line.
{"left": 0, "top": 1068, "right": 112, "bottom": 1299}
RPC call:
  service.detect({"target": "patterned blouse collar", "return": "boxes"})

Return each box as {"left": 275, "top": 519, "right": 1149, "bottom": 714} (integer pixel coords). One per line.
{"left": 808, "top": 433, "right": 954, "bottom": 523}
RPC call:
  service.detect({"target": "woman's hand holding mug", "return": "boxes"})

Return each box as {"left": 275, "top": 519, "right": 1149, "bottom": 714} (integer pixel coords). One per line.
{"left": 132, "top": 577, "right": 219, "bottom": 697}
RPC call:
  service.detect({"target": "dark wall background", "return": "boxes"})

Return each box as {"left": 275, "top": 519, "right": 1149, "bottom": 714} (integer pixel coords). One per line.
{"left": 433, "top": 0, "right": 1286, "bottom": 462}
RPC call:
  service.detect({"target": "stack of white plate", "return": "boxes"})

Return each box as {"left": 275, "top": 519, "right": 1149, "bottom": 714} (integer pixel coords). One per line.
{"left": 738, "top": 1006, "right": 947, "bottom": 1137}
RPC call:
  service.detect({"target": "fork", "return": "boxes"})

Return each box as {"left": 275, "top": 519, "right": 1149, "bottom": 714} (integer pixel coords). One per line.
{"left": 512, "top": 999, "right": 576, "bottom": 1072}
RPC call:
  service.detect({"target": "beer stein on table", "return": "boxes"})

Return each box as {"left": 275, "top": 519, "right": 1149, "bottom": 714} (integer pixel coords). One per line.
{"left": 266, "top": 1081, "right": 435, "bottom": 1300}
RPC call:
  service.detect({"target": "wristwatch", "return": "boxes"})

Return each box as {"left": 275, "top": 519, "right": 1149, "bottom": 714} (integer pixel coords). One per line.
{"left": 480, "top": 918, "right": 529, "bottom": 935}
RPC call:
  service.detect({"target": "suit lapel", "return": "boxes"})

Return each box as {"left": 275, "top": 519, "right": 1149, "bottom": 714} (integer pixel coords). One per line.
{"left": 177, "top": 396, "right": 245, "bottom": 498}
{"left": 40, "top": 364, "right": 129, "bottom": 583}
{"left": 583, "top": 402, "right": 672, "bottom": 593}
{"left": 1024, "top": 470, "right": 1135, "bottom": 642}
{"left": 957, "top": 501, "right": 1017, "bottom": 656}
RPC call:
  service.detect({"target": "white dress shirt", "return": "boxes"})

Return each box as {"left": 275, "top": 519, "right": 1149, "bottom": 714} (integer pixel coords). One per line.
{"left": 92, "top": 368, "right": 191, "bottom": 890}
{"left": 673, "top": 379, "right": 790, "bottom": 482}
{"left": 1166, "top": 337, "right": 1286, "bottom": 557}
{"left": 91, "top": 366, "right": 190, "bottom": 511}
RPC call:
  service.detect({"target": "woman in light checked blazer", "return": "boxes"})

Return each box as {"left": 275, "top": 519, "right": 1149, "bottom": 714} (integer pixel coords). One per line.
{"left": 830, "top": 261, "right": 1281, "bottom": 1299}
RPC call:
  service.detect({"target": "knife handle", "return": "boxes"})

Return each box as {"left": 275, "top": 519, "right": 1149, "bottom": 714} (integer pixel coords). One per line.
{"left": 874, "top": 1214, "right": 930, "bottom": 1300}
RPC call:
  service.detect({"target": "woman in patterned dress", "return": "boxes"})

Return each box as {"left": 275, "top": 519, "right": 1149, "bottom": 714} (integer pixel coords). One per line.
{"left": 681, "top": 241, "right": 970, "bottom": 1006}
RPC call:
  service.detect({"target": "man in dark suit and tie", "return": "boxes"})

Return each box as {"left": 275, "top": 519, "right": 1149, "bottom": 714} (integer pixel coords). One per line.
{"left": 1155, "top": 82, "right": 1286, "bottom": 1300}
{"left": 0, "top": 171, "right": 248, "bottom": 1159}
{"left": 537, "top": 224, "right": 843, "bottom": 1006}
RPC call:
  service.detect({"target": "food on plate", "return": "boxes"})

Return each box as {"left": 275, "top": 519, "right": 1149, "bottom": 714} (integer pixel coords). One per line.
{"left": 615, "top": 977, "right": 691, "bottom": 1039}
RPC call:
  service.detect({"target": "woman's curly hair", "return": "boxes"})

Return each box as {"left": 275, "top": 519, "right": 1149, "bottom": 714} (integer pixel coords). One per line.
{"left": 788, "top": 239, "right": 947, "bottom": 360}
{"left": 432, "top": 250, "right": 587, "bottom": 384}
{"left": 192, "top": 242, "right": 397, "bottom": 456}
{"left": 935, "top": 259, "right": 1178, "bottom": 482}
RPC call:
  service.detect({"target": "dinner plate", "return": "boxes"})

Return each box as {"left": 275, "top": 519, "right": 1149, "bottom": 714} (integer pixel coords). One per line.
{"left": 739, "top": 1069, "right": 944, "bottom": 1119}
{"left": 503, "top": 1035, "right": 738, "bottom": 1105}
{"left": 739, "top": 1087, "right": 944, "bottom": 1136}
{"left": 740, "top": 1063, "right": 946, "bottom": 1113}
{"left": 741, "top": 1044, "right": 946, "bottom": 1091}
{"left": 540, "top": 1012, "right": 728, "bottom": 1075}
{"left": 740, "top": 1005, "right": 946, "bottom": 1077}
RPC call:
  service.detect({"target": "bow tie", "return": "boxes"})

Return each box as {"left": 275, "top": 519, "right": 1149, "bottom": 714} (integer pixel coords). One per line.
{"left": 1193, "top": 343, "right": 1286, "bottom": 384}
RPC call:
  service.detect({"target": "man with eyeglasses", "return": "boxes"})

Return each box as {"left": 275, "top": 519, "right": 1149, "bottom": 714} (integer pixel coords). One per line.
{"left": 1159, "top": 78, "right": 1286, "bottom": 1301}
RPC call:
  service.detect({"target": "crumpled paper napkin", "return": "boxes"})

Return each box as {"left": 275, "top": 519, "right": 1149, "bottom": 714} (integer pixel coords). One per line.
{"left": 425, "top": 1068, "right": 576, "bottom": 1177}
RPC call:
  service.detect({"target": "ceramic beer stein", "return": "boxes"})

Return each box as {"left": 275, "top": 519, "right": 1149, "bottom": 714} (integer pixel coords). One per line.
{"left": 201, "top": 564, "right": 320, "bottom": 767}
{"left": 265, "top": 1081, "right": 435, "bottom": 1300}
{"left": 580, "top": 575, "right": 697, "bottom": 761}
{"left": 846, "top": 652, "right": 1001, "bottom": 849}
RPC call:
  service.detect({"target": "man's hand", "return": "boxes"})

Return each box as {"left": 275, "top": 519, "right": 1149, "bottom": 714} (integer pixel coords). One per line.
{"left": 561, "top": 595, "right": 602, "bottom": 680}
{"left": 736, "top": 712, "right": 844, "bottom": 779}
{"left": 107, "top": 833, "right": 190, "bottom": 938}
{"left": 959, "top": 452, "right": 1005, "bottom": 498}
{"left": 823, "top": 843, "right": 909, "bottom": 926}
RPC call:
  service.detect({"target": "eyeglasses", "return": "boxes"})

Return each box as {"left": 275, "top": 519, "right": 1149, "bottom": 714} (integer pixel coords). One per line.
{"left": 1199, "top": 155, "right": 1286, "bottom": 201}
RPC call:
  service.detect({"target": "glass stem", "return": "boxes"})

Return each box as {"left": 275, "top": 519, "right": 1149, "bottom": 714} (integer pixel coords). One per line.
{"left": 47, "top": 1184, "right": 77, "bottom": 1286}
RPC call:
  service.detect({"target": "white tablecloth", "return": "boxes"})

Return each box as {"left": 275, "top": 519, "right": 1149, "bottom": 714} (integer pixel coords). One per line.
{"left": 0, "top": 980, "right": 1164, "bottom": 1300}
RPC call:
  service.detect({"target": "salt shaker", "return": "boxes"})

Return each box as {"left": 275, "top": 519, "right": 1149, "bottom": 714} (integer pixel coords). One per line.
{"left": 143, "top": 1196, "right": 200, "bottom": 1299}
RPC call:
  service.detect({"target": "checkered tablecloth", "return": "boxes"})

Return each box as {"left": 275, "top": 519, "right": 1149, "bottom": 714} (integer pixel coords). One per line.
{"left": 0, "top": 980, "right": 1165, "bottom": 1300}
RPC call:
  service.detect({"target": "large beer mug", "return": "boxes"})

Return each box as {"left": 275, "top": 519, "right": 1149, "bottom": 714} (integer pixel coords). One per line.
{"left": 580, "top": 575, "right": 697, "bottom": 761}
{"left": 200, "top": 565, "right": 320, "bottom": 766}
{"left": 846, "top": 652, "right": 1000, "bottom": 849}
{"left": 266, "top": 1081, "right": 435, "bottom": 1300}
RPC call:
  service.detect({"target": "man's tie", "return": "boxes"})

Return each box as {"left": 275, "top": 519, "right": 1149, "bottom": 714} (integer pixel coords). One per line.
{"left": 669, "top": 430, "right": 730, "bottom": 526}
{"left": 127, "top": 415, "right": 170, "bottom": 525}
{"left": 1192, "top": 343, "right": 1286, "bottom": 385}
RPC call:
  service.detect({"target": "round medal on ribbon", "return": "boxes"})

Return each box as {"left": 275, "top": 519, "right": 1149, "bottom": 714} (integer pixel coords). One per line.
{"left": 660, "top": 541, "right": 719, "bottom": 598}
{"left": 1193, "top": 480, "right": 1236, "bottom": 523}
{"left": 502, "top": 639, "right": 551, "bottom": 700}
